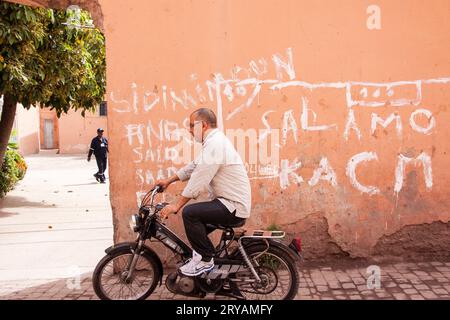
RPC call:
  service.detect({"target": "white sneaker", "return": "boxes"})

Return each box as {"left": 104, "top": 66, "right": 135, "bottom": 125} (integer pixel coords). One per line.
{"left": 180, "top": 258, "right": 214, "bottom": 277}
{"left": 179, "top": 250, "right": 202, "bottom": 274}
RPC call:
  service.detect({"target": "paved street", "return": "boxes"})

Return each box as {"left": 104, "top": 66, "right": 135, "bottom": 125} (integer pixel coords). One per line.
{"left": 1, "top": 261, "right": 450, "bottom": 300}
{"left": 0, "top": 154, "right": 449, "bottom": 300}
{"left": 0, "top": 153, "right": 113, "bottom": 298}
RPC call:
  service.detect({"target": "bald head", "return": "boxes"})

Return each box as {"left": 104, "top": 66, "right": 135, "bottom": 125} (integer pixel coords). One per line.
{"left": 191, "top": 108, "right": 217, "bottom": 128}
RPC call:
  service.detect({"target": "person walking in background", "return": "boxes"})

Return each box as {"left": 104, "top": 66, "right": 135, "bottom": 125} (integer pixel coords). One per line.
{"left": 87, "top": 128, "right": 109, "bottom": 183}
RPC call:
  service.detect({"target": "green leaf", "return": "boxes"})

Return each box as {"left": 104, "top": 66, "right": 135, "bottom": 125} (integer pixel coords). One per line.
{"left": 0, "top": 1, "right": 105, "bottom": 125}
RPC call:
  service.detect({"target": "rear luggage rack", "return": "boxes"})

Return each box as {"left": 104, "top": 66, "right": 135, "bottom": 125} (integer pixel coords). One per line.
{"left": 239, "top": 229, "right": 286, "bottom": 239}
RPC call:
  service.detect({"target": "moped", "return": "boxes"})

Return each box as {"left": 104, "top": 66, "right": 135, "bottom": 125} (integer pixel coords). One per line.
{"left": 92, "top": 186, "right": 302, "bottom": 300}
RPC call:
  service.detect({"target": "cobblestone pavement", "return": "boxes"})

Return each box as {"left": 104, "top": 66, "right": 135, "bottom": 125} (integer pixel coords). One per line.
{"left": 1, "top": 155, "right": 450, "bottom": 301}
{"left": 1, "top": 260, "right": 450, "bottom": 300}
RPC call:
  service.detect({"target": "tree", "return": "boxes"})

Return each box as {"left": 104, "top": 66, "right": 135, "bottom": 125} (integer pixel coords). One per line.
{"left": 0, "top": 1, "right": 106, "bottom": 165}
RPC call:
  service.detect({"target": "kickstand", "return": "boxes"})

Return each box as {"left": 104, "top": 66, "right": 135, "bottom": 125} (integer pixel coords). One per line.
{"left": 227, "top": 281, "right": 245, "bottom": 300}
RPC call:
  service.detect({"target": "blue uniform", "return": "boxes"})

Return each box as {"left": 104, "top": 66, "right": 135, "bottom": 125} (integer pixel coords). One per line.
{"left": 88, "top": 137, "right": 108, "bottom": 182}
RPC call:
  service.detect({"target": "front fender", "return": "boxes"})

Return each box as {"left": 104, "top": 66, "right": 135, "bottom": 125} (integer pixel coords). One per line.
{"left": 105, "top": 242, "right": 134, "bottom": 254}
{"left": 105, "top": 242, "right": 164, "bottom": 285}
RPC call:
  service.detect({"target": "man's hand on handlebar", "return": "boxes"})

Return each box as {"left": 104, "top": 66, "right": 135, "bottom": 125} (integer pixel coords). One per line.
{"left": 154, "top": 177, "right": 176, "bottom": 192}
{"left": 153, "top": 175, "right": 189, "bottom": 221}
{"left": 160, "top": 204, "right": 178, "bottom": 220}
{"left": 154, "top": 174, "right": 181, "bottom": 192}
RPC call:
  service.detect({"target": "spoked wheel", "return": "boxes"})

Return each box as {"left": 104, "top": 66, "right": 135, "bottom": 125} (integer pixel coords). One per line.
{"left": 92, "top": 249, "right": 160, "bottom": 300}
{"left": 233, "top": 244, "right": 299, "bottom": 300}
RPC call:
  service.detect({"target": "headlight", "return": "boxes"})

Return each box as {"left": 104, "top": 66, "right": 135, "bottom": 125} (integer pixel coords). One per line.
{"left": 129, "top": 214, "right": 141, "bottom": 232}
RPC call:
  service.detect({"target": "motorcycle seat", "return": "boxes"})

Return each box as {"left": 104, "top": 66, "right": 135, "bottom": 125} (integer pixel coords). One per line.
{"left": 205, "top": 219, "right": 246, "bottom": 231}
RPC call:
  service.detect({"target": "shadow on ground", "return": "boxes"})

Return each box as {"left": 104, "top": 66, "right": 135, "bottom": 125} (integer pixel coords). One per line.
{"left": 63, "top": 183, "right": 100, "bottom": 187}
{"left": 0, "top": 196, "right": 56, "bottom": 209}
{"left": 0, "top": 210, "right": 18, "bottom": 219}
{"left": 0, "top": 195, "right": 56, "bottom": 218}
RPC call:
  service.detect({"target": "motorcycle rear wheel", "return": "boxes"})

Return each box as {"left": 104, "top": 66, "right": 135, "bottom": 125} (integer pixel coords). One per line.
{"left": 233, "top": 244, "right": 299, "bottom": 300}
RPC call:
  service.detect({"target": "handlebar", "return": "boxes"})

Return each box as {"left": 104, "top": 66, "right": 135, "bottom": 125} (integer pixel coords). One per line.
{"left": 149, "top": 185, "right": 162, "bottom": 206}
{"left": 140, "top": 185, "right": 163, "bottom": 208}
{"left": 139, "top": 186, "right": 170, "bottom": 222}
{"left": 151, "top": 185, "right": 161, "bottom": 195}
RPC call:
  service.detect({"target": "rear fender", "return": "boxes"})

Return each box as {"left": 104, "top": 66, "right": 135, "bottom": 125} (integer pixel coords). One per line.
{"left": 240, "top": 238, "right": 302, "bottom": 264}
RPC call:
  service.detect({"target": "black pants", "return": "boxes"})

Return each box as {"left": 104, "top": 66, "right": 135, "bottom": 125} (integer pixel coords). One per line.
{"left": 182, "top": 199, "right": 245, "bottom": 262}
{"left": 95, "top": 156, "right": 107, "bottom": 181}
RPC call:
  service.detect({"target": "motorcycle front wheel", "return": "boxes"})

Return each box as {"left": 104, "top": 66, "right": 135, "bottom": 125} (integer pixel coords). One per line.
{"left": 92, "top": 248, "right": 160, "bottom": 300}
